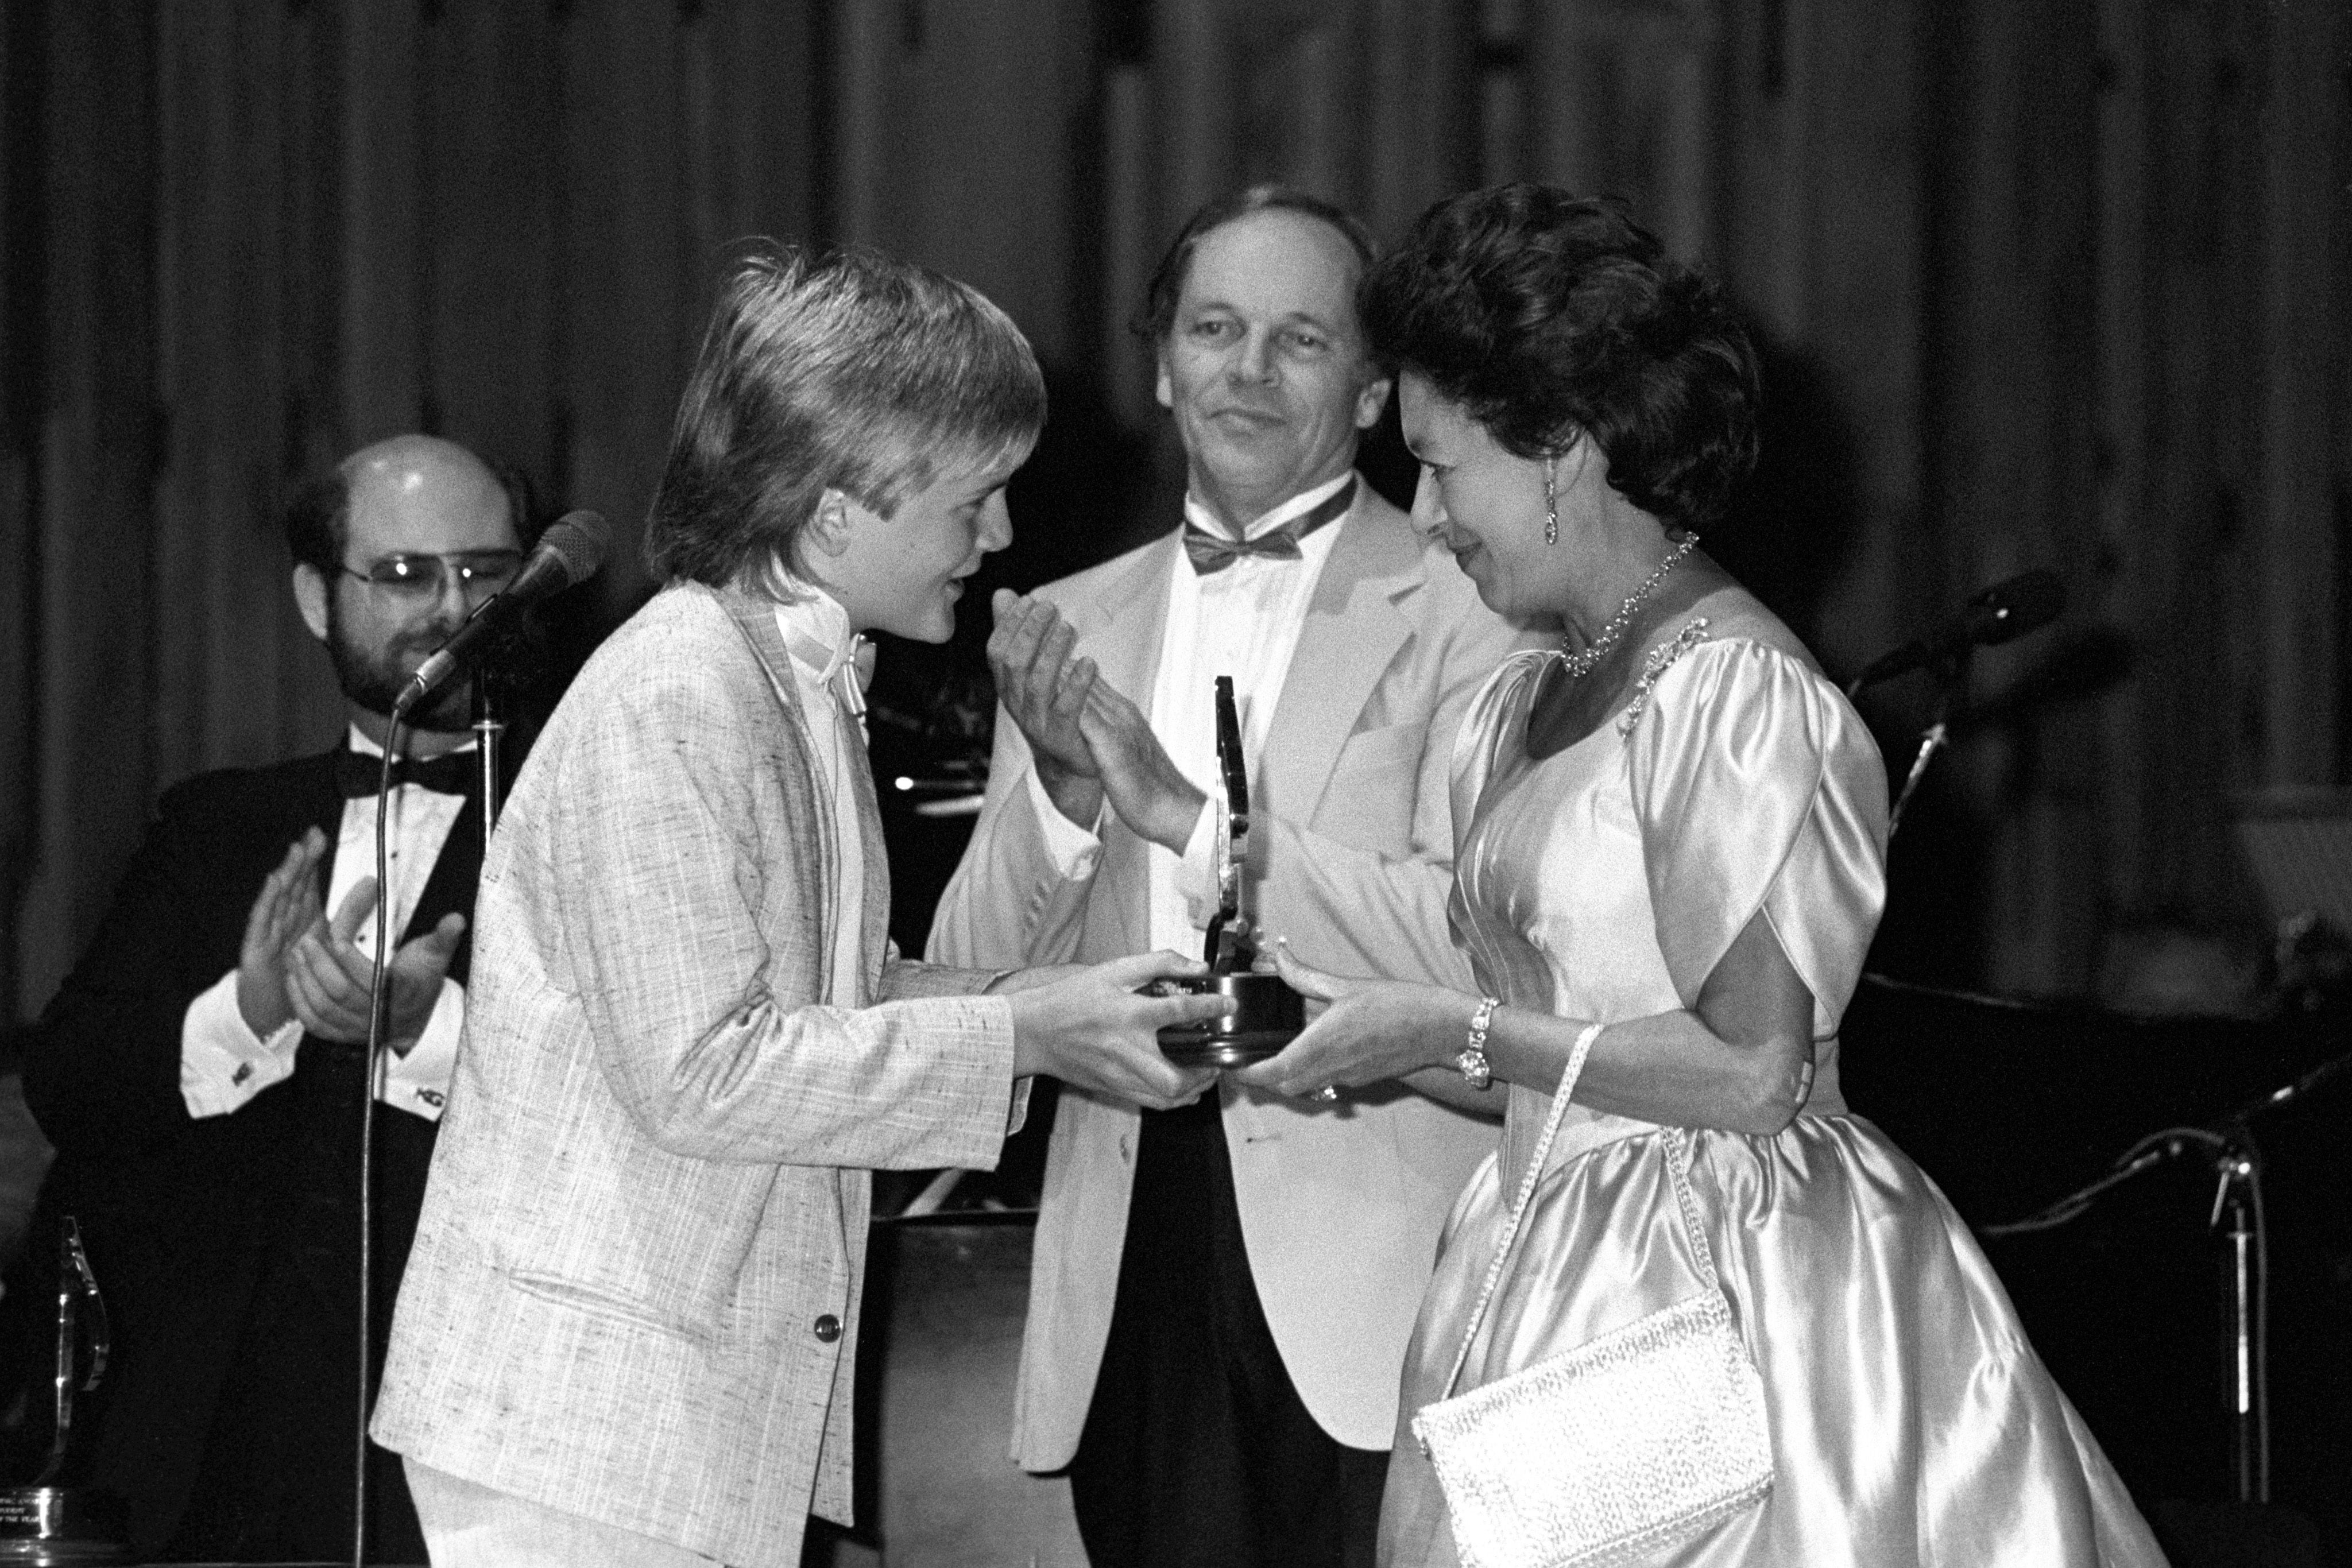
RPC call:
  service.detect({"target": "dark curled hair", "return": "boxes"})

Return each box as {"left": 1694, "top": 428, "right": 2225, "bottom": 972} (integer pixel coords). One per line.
{"left": 1133, "top": 184, "right": 1380, "bottom": 344}
{"left": 1361, "top": 185, "right": 1760, "bottom": 533}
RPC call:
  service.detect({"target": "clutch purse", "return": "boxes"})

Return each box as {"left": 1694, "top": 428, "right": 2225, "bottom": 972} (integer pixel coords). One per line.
{"left": 1410, "top": 1031, "right": 1773, "bottom": 1568}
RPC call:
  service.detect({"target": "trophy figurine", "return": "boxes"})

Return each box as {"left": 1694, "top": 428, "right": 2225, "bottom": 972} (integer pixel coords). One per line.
{"left": 0, "top": 1218, "right": 133, "bottom": 1564}
{"left": 1155, "top": 676, "right": 1306, "bottom": 1066}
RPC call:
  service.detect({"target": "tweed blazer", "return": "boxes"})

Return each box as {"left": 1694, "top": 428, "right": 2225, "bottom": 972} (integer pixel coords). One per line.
{"left": 930, "top": 483, "right": 1544, "bottom": 1463}
{"left": 373, "top": 581, "right": 1017, "bottom": 1568}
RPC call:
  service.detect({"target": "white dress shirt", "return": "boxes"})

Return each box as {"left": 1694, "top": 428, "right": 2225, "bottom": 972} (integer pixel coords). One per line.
{"left": 180, "top": 724, "right": 470, "bottom": 1123}
{"left": 773, "top": 587, "right": 871, "bottom": 1007}
{"left": 1027, "top": 472, "right": 1352, "bottom": 950}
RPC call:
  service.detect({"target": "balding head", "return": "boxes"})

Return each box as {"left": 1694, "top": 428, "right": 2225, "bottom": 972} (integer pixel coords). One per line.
{"left": 285, "top": 435, "right": 535, "bottom": 738}
{"left": 346, "top": 432, "right": 502, "bottom": 514}
{"left": 283, "top": 435, "right": 533, "bottom": 576}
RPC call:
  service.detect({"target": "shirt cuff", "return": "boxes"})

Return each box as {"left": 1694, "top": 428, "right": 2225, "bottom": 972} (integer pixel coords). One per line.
{"left": 1025, "top": 766, "right": 1104, "bottom": 881}
{"left": 1174, "top": 796, "right": 1221, "bottom": 930}
{"left": 381, "top": 980, "right": 465, "bottom": 1122}
{"left": 180, "top": 970, "right": 301, "bottom": 1119}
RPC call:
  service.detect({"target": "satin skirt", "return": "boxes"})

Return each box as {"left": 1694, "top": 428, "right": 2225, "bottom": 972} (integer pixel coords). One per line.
{"left": 1380, "top": 1114, "right": 2169, "bottom": 1567}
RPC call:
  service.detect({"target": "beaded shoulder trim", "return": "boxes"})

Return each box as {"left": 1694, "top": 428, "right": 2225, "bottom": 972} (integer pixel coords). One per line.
{"left": 1616, "top": 618, "right": 1713, "bottom": 737}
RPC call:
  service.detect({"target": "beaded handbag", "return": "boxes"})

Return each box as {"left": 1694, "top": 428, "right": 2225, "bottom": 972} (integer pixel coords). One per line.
{"left": 1410, "top": 1036, "right": 1773, "bottom": 1568}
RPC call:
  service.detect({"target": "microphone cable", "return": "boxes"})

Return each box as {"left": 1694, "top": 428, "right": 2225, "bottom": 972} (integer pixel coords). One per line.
{"left": 352, "top": 722, "right": 404, "bottom": 1568}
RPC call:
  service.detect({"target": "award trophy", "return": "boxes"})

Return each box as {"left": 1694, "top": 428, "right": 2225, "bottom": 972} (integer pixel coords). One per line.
{"left": 1155, "top": 676, "right": 1306, "bottom": 1066}
{"left": 0, "top": 1218, "right": 132, "bottom": 1564}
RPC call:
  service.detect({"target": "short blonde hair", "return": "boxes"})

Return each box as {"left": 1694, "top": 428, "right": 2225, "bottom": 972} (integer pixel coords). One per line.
{"left": 645, "top": 245, "right": 1046, "bottom": 595}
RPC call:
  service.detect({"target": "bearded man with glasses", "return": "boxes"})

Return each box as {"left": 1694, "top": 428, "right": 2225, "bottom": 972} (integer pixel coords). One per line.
{"left": 24, "top": 433, "right": 536, "bottom": 1562}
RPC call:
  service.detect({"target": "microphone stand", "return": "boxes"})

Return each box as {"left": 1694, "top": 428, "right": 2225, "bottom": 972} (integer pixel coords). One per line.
{"left": 2211, "top": 1139, "right": 2262, "bottom": 1504}
{"left": 1849, "top": 568, "right": 2067, "bottom": 843}
{"left": 354, "top": 733, "right": 400, "bottom": 1568}
{"left": 473, "top": 669, "right": 505, "bottom": 841}
{"left": 1980, "top": 1044, "right": 2352, "bottom": 1504}
{"left": 352, "top": 675, "right": 505, "bottom": 1568}
{"left": 1859, "top": 650, "right": 1970, "bottom": 842}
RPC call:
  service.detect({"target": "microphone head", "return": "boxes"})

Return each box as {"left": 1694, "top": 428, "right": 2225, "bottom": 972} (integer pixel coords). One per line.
{"left": 1968, "top": 568, "right": 2065, "bottom": 648}
{"left": 535, "top": 509, "right": 611, "bottom": 587}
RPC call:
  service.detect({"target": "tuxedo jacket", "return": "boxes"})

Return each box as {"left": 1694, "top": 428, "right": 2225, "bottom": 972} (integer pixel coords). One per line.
{"left": 372, "top": 582, "right": 1018, "bottom": 1568}
{"left": 929, "top": 483, "right": 1542, "bottom": 1464}
{"left": 24, "top": 748, "right": 484, "bottom": 1559}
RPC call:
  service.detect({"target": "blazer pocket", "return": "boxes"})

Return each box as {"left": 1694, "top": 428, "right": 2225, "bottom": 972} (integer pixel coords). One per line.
{"left": 504, "top": 1269, "right": 718, "bottom": 1346}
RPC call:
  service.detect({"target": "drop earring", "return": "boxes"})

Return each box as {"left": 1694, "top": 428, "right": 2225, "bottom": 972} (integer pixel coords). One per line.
{"left": 1544, "top": 456, "right": 1558, "bottom": 547}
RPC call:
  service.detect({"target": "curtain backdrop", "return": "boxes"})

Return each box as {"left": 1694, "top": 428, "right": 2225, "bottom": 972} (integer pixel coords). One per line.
{"left": 2, "top": 0, "right": 2346, "bottom": 1020}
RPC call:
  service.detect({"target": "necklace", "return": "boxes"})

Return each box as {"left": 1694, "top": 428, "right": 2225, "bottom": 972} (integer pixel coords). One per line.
{"left": 1556, "top": 533, "right": 1699, "bottom": 677}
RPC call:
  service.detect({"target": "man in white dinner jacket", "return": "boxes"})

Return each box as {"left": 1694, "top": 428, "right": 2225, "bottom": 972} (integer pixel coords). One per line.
{"left": 931, "top": 186, "right": 1537, "bottom": 1567}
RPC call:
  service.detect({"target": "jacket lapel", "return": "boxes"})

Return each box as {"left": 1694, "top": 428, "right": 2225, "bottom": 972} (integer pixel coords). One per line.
{"left": 715, "top": 586, "right": 860, "bottom": 995}
{"left": 1070, "top": 533, "right": 1178, "bottom": 714}
{"left": 407, "top": 793, "right": 484, "bottom": 985}
{"left": 305, "top": 753, "right": 351, "bottom": 908}
{"left": 844, "top": 713, "right": 889, "bottom": 995}
{"left": 1258, "top": 487, "right": 1425, "bottom": 827}
{"left": 1070, "top": 535, "right": 1182, "bottom": 958}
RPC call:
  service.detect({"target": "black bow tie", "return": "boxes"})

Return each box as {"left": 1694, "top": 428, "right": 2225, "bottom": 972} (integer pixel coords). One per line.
{"left": 334, "top": 747, "right": 479, "bottom": 799}
{"left": 1182, "top": 478, "right": 1356, "bottom": 575}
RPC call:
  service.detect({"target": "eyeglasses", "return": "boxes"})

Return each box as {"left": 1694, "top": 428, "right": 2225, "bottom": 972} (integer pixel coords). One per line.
{"left": 337, "top": 550, "right": 524, "bottom": 601}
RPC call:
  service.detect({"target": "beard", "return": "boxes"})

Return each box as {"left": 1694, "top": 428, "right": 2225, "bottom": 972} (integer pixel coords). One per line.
{"left": 326, "top": 601, "right": 473, "bottom": 733}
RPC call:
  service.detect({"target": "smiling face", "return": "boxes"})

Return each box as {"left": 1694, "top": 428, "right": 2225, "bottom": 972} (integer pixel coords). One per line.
{"left": 1155, "top": 208, "right": 1390, "bottom": 530}
{"left": 816, "top": 447, "right": 1025, "bottom": 642}
{"left": 1400, "top": 371, "right": 1588, "bottom": 629}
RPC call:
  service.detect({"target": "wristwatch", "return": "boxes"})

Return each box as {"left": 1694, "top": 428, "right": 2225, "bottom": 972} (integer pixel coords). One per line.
{"left": 1457, "top": 996, "right": 1500, "bottom": 1090}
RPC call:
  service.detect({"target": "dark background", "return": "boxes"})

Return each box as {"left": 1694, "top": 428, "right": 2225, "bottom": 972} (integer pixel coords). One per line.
{"left": 3, "top": 0, "right": 2349, "bottom": 1020}
{"left": 1, "top": 0, "right": 2348, "bottom": 1561}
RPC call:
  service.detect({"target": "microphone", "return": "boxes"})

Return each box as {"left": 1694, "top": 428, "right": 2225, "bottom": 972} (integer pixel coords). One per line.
{"left": 393, "top": 510, "right": 610, "bottom": 716}
{"left": 1850, "top": 569, "right": 2065, "bottom": 691}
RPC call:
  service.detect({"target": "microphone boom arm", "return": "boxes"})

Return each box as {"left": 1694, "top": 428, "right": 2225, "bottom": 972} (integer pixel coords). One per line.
{"left": 392, "top": 509, "right": 609, "bottom": 717}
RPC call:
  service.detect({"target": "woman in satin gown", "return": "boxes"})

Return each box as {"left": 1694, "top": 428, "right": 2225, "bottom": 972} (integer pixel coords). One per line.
{"left": 1233, "top": 185, "right": 2167, "bottom": 1566}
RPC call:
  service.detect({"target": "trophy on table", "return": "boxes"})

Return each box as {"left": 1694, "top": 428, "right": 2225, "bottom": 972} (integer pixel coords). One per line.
{"left": 1155, "top": 676, "right": 1306, "bottom": 1066}
{"left": 0, "top": 1218, "right": 132, "bottom": 1564}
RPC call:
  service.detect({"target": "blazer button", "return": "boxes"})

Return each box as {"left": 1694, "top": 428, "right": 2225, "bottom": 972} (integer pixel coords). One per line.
{"left": 813, "top": 1314, "right": 842, "bottom": 1344}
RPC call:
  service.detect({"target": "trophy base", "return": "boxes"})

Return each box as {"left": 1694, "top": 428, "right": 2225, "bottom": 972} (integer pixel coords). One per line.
{"left": 0, "top": 1488, "right": 133, "bottom": 1565}
{"left": 1155, "top": 972, "right": 1305, "bottom": 1067}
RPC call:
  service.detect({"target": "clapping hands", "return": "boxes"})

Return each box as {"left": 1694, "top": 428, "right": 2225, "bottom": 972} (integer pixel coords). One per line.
{"left": 235, "top": 828, "right": 464, "bottom": 1056}
{"left": 989, "top": 591, "right": 1206, "bottom": 853}
{"left": 989, "top": 590, "right": 1104, "bottom": 827}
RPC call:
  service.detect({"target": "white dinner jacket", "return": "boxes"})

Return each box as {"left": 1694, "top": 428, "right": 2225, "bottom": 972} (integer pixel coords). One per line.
{"left": 930, "top": 482, "right": 1540, "bottom": 1464}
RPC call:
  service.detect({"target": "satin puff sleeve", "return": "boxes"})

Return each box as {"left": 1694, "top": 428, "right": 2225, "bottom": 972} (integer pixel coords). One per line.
{"left": 1624, "top": 638, "right": 1889, "bottom": 1037}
